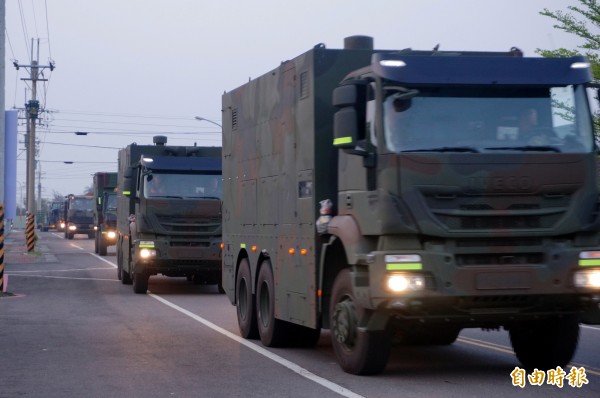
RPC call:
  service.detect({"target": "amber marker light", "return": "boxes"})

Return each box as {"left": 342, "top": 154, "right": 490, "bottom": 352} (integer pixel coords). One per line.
{"left": 288, "top": 248, "right": 295, "bottom": 255}
{"left": 219, "top": 243, "right": 224, "bottom": 249}
{"left": 300, "top": 248, "right": 308, "bottom": 255}
{"left": 251, "top": 245, "right": 257, "bottom": 252}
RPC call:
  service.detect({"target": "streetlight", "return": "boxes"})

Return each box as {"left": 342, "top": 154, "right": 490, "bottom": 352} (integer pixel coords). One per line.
{"left": 194, "top": 116, "right": 222, "bottom": 128}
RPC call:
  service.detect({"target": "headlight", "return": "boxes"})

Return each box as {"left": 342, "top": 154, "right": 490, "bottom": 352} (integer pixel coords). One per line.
{"left": 68, "top": 224, "right": 77, "bottom": 231}
{"left": 106, "top": 231, "right": 116, "bottom": 239}
{"left": 386, "top": 273, "right": 426, "bottom": 292}
{"left": 139, "top": 248, "right": 156, "bottom": 259}
{"left": 574, "top": 269, "right": 600, "bottom": 288}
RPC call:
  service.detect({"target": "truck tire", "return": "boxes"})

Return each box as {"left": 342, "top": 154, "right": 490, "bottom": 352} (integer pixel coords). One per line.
{"left": 116, "top": 247, "right": 122, "bottom": 281}
{"left": 118, "top": 241, "right": 132, "bottom": 285}
{"left": 132, "top": 271, "right": 149, "bottom": 294}
{"left": 236, "top": 258, "right": 258, "bottom": 339}
{"left": 94, "top": 235, "right": 99, "bottom": 253}
{"left": 98, "top": 237, "right": 107, "bottom": 256}
{"left": 67, "top": 233, "right": 74, "bottom": 240}
{"left": 509, "top": 315, "right": 579, "bottom": 370}
{"left": 330, "top": 269, "right": 391, "bottom": 375}
{"left": 256, "top": 260, "right": 290, "bottom": 347}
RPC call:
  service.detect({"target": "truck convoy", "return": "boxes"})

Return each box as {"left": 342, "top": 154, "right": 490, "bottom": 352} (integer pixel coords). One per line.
{"left": 93, "top": 172, "right": 118, "bottom": 256}
{"left": 63, "top": 194, "right": 95, "bottom": 239}
{"left": 116, "top": 136, "right": 223, "bottom": 294}
{"left": 221, "top": 36, "right": 600, "bottom": 374}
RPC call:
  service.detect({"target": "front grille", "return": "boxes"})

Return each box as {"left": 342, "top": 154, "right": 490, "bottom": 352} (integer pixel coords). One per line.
{"left": 425, "top": 193, "right": 568, "bottom": 231}
{"left": 156, "top": 215, "right": 220, "bottom": 233}
{"left": 456, "top": 252, "right": 544, "bottom": 266}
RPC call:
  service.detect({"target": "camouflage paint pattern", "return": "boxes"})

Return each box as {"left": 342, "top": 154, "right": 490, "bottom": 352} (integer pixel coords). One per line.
{"left": 93, "top": 172, "right": 118, "bottom": 254}
{"left": 116, "top": 141, "right": 222, "bottom": 284}
{"left": 222, "top": 40, "right": 600, "bottom": 340}
{"left": 63, "top": 194, "right": 95, "bottom": 239}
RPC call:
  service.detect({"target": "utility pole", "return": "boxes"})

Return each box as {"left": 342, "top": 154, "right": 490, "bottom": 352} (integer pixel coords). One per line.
{"left": 13, "top": 39, "right": 55, "bottom": 219}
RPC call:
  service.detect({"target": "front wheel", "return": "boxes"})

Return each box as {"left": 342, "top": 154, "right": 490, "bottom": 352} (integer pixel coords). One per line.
{"left": 98, "top": 237, "right": 107, "bottom": 256}
{"left": 330, "top": 269, "right": 391, "bottom": 375}
{"left": 509, "top": 315, "right": 579, "bottom": 370}
{"left": 132, "top": 270, "right": 149, "bottom": 294}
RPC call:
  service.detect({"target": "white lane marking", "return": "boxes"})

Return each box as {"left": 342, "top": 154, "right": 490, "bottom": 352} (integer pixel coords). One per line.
{"left": 8, "top": 267, "right": 114, "bottom": 273}
{"left": 90, "top": 253, "right": 117, "bottom": 268}
{"left": 6, "top": 274, "right": 117, "bottom": 282}
{"left": 581, "top": 324, "right": 600, "bottom": 331}
{"left": 148, "top": 292, "right": 365, "bottom": 398}
{"left": 69, "top": 244, "right": 85, "bottom": 250}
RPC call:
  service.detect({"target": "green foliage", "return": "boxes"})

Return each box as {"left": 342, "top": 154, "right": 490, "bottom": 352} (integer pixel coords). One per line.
{"left": 538, "top": 0, "right": 600, "bottom": 133}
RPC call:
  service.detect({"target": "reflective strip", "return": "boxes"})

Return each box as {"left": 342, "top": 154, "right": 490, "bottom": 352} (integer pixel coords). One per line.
{"left": 579, "top": 259, "right": 600, "bottom": 267}
{"left": 386, "top": 263, "right": 422, "bottom": 271}
{"left": 122, "top": 191, "right": 131, "bottom": 195}
{"left": 139, "top": 243, "right": 155, "bottom": 248}
{"left": 240, "top": 243, "right": 246, "bottom": 249}
{"left": 333, "top": 136, "right": 352, "bottom": 146}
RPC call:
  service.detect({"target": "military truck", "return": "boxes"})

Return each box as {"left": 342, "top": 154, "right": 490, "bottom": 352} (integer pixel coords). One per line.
{"left": 93, "top": 172, "right": 118, "bottom": 255}
{"left": 116, "top": 136, "right": 223, "bottom": 294}
{"left": 63, "top": 194, "right": 95, "bottom": 239}
{"left": 221, "top": 36, "right": 600, "bottom": 375}
{"left": 37, "top": 200, "right": 62, "bottom": 231}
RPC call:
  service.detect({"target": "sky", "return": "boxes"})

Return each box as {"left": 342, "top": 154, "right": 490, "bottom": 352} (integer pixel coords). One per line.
{"left": 3, "top": 0, "right": 590, "bottom": 201}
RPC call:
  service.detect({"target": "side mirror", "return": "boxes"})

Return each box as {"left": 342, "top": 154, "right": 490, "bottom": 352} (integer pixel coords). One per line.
{"left": 122, "top": 177, "right": 133, "bottom": 197}
{"left": 332, "top": 81, "right": 368, "bottom": 153}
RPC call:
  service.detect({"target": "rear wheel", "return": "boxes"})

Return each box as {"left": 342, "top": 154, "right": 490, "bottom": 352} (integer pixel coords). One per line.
{"left": 330, "top": 269, "right": 391, "bottom": 375}
{"left": 236, "top": 258, "right": 258, "bottom": 339}
{"left": 256, "top": 260, "right": 289, "bottom": 347}
{"left": 509, "top": 315, "right": 579, "bottom": 370}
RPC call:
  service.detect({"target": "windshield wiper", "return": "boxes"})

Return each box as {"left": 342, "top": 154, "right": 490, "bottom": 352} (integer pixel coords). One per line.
{"left": 486, "top": 146, "right": 561, "bottom": 153}
{"left": 401, "top": 146, "right": 479, "bottom": 153}
{"left": 187, "top": 196, "right": 221, "bottom": 200}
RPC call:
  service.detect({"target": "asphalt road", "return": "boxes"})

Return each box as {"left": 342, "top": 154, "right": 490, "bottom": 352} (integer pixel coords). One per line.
{"left": 1, "top": 231, "right": 599, "bottom": 398}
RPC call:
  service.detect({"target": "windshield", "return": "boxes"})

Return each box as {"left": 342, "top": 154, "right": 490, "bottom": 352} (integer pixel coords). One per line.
{"left": 143, "top": 172, "right": 222, "bottom": 199}
{"left": 105, "top": 194, "right": 117, "bottom": 210}
{"left": 70, "top": 198, "right": 94, "bottom": 211}
{"left": 383, "top": 85, "right": 594, "bottom": 154}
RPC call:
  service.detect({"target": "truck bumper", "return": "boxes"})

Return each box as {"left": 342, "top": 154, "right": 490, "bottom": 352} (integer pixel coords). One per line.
{"left": 133, "top": 238, "right": 222, "bottom": 279}
{"left": 353, "top": 246, "right": 600, "bottom": 327}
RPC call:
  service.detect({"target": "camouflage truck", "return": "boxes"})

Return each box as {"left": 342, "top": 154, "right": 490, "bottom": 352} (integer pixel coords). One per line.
{"left": 38, "top": 200, "right": 62, "bottom": 231}
{"left": 45, "top": 200, "right": 63, "bottom": 231}
{"left": 221, "top": 36, "right": 600, "bottom": 375}
{"left": 93, "top": 172, "right": 118, "bottom": 256}
{"left": 116, "top": 135, "right": 223, "bottom": 294}
{"left": 63, "top": 194, "right": 95, "bottom": 239}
